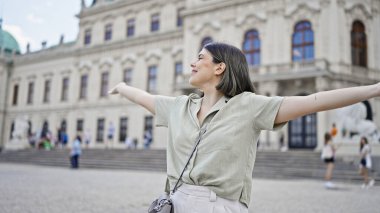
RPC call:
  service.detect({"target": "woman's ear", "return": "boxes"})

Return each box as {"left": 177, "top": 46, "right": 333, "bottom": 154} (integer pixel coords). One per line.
{"left": 215, "top": 62, "right": 226, "bottom": 75}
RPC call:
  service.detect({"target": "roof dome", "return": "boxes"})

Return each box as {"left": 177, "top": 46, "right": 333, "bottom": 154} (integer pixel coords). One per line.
{"left": 0, "top": 28, "right": 21, "bottom": 54}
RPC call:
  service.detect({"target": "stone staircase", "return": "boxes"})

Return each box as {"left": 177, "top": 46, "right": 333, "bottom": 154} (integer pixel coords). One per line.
{"left": 0, "top": 148, "right": 377, "bottom": 183}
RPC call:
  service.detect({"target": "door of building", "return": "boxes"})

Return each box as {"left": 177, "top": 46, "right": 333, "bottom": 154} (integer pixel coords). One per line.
{"left": 288, "top": 113, "right": 317, "bottom": 149}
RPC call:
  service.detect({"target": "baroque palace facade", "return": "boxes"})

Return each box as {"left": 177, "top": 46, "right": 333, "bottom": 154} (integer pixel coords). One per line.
{"left": 1, "top": 0, "right": 380, "bottom": 155}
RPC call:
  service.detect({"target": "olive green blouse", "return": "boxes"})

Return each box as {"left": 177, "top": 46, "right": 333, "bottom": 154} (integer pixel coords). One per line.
{"left": 155, "top": 92, "right": 285, "bottom": 207}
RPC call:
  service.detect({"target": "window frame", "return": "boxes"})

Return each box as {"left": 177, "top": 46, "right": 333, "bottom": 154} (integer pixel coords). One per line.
{"left": 242, "top": 29, "right": 261, "bottom": 66}
{"left": 151, "top": 13, "right": 160, "bottom": 32}
{"left": 291, "top": 21, "right": 315, "bottom": 62}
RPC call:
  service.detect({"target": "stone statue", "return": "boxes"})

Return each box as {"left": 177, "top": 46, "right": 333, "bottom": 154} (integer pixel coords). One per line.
{"left": 6, "top": 115, "right": 30, "bottom": 150}
{"left": 336, "top": 103, "right": 380, "bottom": 143}
{"left": 12, "top": 115, "right": 29, "bottom": 140}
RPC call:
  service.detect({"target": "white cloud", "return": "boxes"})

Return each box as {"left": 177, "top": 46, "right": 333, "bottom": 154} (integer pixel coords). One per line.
{"left": 3, "top": 24, "right": 39, "bottom": 53}
{"left": 26, "top": 13, "right": 44, "bottom": 24}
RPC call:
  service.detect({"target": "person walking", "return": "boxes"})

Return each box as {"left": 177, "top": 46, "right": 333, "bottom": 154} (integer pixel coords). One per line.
{"left": 109, "top": 42, "right": 380, "bottom": 212}
{"left": 106, "top": 122, "right": 115, "bottom": 149}
{"left": 321, "top": 132, "right": 336, "bottom": 189}
{"left": 359, "top": 136, "right": 375, "bottom": 189}
{"left": 70, "top": 135, "right": 82, "bottom": 169}
{"left": 143, "top": 129, "right": 153, "bottom": 149}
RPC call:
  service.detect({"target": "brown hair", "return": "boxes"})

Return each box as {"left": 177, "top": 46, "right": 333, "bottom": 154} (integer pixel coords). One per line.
{"left": 203, "top": 42, "right": 255, "bottom": 97}
{"left": 324, "top": 132, "right": 331, "bottom": 145}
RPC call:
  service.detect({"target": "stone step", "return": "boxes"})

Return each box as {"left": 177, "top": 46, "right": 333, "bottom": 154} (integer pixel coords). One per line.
{"left": 1, "top": 149, "right": 378, "bottom": 183}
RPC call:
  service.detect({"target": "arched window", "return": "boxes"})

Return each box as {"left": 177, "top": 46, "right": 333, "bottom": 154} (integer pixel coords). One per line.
{"left": 292, "top": 21, "right": 314, "bottom": 62}
{"left": 243, "top": 29, "right": 260, "bottom": 66}
{"left": 200, "top": 37, "right": 213, "bottom": 50}
{"left": 351, "top": 20, "right": 367, "bottom": 67}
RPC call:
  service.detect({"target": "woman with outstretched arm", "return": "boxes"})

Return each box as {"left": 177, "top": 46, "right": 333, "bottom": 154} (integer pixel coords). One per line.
{"left": 109, "top": 42, "right": 380, "bottom": 213}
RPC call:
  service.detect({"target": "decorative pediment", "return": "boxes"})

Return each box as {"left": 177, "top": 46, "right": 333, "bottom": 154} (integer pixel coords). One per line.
{"left": 43, "top": 72, "right": 54, "bottom": 78}
{"left": 236, "top": 12, "right": 266, "bottom": 27}
{"left": 285, "top": 2, "right": 321, "bottom": 18}
{"left": 345, "top": 2, "right": 373, "bottom": 19}
{"left": 26, "top": 75, "right": 37, "bottom": 80}
{"left": 145, "top": 49, "right": 162, "bottom": 64}
{"left": 171, "top": 46, "right": 183, "bottom": 58}
{"left": 123, "top": 9, "right": 137, "bottom": 17}
{"left": 192, "top": 21, "right": 221, "bottom": 34}
{"left": 101, "top": 14, "right": 116, "bottom": 22}
{"left": 99, "top": 57, "right": 114, "bottom": 69}
{"left": 78, "top": 61, "right": 92, "bottom": 71}
{"left": 121, "top": 54, "right": 137, "bottom": 65}
{"left": 60, "top": 69, "right": 72, "bottom": 76}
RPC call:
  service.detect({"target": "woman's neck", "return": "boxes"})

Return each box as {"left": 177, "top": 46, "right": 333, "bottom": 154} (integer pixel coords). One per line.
{"left": 201, "top": 89, "right": 224, "bottom": 108}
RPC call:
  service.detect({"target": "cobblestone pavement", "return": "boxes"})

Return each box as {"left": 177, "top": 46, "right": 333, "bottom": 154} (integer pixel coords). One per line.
{"left": 0, "top": 163, "right": 379, "bottom": 213}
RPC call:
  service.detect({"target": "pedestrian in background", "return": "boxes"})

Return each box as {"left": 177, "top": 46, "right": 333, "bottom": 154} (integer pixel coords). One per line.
{"left": 84, "top": 128, "right": 91, "bottom": 148}
{"left": 70, "top": 135, "right": 82, "bottom": 169}
{"left": 321, "top": 132, "right": 336, "bottom": 189}
{"left": 359, "top": 136, "right": 375, "bottom": 189}
{"left": 107, "top": 122, "right": 115, "bottom": 149}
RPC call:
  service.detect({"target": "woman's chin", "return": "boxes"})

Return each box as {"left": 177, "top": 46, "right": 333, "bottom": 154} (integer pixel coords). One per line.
{"left": 189, "top": 78, "right": 197, "bottom": 87}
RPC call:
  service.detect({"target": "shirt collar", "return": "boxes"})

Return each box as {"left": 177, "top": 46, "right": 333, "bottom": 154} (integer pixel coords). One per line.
{"left": 188, "top": 93, "right": 230, "bottom": 114}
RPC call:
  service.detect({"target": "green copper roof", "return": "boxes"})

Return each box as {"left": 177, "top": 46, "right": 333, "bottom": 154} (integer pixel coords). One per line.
{"left": 0, "top": 28, "right": 21, "bottom": 54}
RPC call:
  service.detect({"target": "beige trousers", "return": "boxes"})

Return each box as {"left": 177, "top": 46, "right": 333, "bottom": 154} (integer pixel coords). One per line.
{"left": 171, "top": 183, "right": 248, "bottom": 213}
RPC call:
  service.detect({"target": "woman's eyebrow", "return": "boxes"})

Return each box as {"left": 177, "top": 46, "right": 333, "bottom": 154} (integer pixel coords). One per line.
{"left": 198, "top": 54, "right": 204, "bottom": 57}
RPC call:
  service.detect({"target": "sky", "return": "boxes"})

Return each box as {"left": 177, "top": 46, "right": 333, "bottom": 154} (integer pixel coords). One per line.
{"left": 1, "top": 0, "right": 93, "bottom": 53}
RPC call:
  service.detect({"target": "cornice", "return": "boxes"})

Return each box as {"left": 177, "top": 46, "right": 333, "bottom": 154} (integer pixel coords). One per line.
{"left": 12, "top": 30, "right": 183, "bottom": 67}
{"left": 76, "top": 30, "right": 183, "bottom": 56}
{"left": 183, "top": 0, "right": 259, "bottom": 17}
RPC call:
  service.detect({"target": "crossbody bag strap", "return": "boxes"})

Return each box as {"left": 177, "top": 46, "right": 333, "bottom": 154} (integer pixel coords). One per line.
{"left": 171, "top": 126, "right": 207, "bottom": 194}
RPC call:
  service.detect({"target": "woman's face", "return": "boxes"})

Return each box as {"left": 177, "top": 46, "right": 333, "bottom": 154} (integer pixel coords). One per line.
{"left": 189, "top": 48, "right": 221, "bottom": 89}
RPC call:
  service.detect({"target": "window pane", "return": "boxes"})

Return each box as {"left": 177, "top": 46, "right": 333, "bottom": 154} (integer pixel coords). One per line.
{"left": 304, "top": 31, "right": 314, "bottom": 43}
{"left": 96, "top": 118, "right": 105, "bottom": 142}
{"left": 84, "top": 29, "right": 91, "bottom": 45}
{"left": 100, "top": 72, "right": 109, "bottom": 97}
{"left": 305, "top": 46, "right": 314, "bottom": 59}
{"left": 12, "top": 84, "right": 19, "bottom": 105}
{"left": 293, "top": 33, "right": 302, "bottom": 45}
{"left": 254, "top": 39, "right": 260, "bottom": 50}
{"left": 119, "top": 117, "right": 128, "bottom": 142}
{"left": 253, "top": 53, "right": 260, "bottom": 65}
{"left": 27, "top": 82, "right": 34, "bottom": 104}
{"left": 148, "top": 66, "right": 157, "bottom": 92}
{"left": 292, "top": 47, "right": 302, "bottom": 61}
{"left": 127, "top": 19, "right": 135, "bottom": 37}
{"left": 151, "top": 14, "right": 160, "bottom": 32}
{"left": 243, "top": 41, "right": 251, "bottom": 51}
{"left": 175, "top": 62, "right": 183, "bottom": 76}
{"left": 80, "top": 75, "right": 88, "bottom": 99}
{"left": 105, "top": 24, "right": 112, "bottom": 41}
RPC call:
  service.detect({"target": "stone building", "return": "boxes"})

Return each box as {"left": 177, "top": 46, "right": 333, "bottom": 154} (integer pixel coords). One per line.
{"left": 1, "top": 0, "right": 379, "bottom": 155}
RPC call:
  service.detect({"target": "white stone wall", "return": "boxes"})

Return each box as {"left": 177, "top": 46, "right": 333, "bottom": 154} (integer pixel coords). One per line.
{"left": 2, "top": 0, "right": 380, "bottom": 154}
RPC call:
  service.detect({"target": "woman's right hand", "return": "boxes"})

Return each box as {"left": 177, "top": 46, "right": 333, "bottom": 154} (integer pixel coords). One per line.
{"left": 108, "top": 82, "right": 126, "bottom": 95}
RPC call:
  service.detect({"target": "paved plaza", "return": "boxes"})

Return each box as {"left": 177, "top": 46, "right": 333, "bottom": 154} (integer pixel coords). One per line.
{"left": 0, "top": 163, "right": 379, "bottom": 213}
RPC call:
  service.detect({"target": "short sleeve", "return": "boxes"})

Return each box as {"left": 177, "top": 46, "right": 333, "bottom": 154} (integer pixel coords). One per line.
{"left": 154, "top": 95, "right": 176, "bottom": 127}
{"left": 249, "top": 94, "right": 286, "bottom": 130}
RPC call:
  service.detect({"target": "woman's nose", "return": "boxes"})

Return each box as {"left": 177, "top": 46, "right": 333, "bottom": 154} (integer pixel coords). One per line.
{"left": 190, "top": 62, "right": 195, "bottom": 68}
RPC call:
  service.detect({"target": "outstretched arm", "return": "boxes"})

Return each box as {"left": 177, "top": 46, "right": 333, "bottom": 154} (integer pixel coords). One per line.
{"left": 109, "top": 82, "right": 155, "bottom": 114}
{"left": 275, "top": 83, "right": 380, "bottom": 124}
